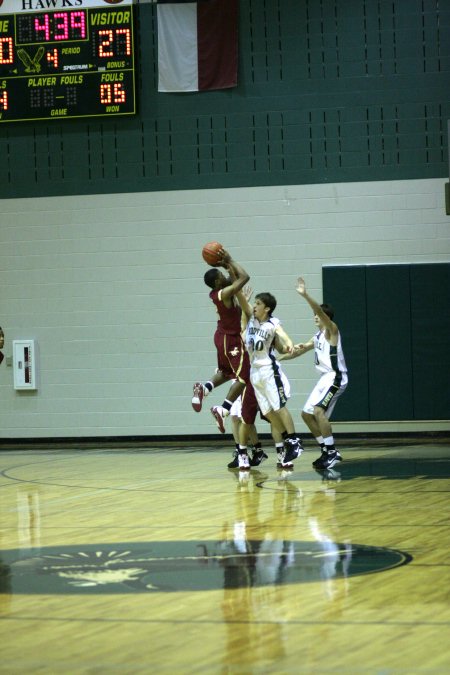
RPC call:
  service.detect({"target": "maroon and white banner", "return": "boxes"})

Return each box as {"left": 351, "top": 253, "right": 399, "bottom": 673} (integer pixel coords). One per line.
{"left": 157, "top": 0, "right": 238, "bottom": 93}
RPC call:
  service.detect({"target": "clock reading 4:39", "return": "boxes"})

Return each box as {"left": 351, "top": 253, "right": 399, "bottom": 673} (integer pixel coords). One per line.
{"left": 0, "top": 0, "right": 136, "bottom": 122}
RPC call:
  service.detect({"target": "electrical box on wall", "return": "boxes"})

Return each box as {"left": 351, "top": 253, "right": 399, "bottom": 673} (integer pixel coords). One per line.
{"left": 13, "top": 340, "right": 38, "bottom": 390}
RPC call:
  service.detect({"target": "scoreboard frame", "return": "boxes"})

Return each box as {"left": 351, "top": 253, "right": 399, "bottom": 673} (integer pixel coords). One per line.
{"left": 0, "top": 0, "right": 136, "bottom": 123}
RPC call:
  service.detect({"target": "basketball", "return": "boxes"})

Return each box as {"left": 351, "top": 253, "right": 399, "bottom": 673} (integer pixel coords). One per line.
{"left": 202, "top": 241, "right": 223, "bottom": 266}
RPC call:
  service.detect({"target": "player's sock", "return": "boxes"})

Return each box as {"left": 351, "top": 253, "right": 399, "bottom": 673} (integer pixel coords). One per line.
{"left": 324, "top": 435, "right": 335, "bottom": 453}
{"left": 222, "top": 400, "right": 233, "bottom": 413}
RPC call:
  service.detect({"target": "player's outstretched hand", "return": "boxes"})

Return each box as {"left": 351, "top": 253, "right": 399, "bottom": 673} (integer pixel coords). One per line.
{"left": 295, "top": 276, "right": 306, "bottom": 296}
{"left": 242, "top": 285, "right": 253, "bottom": 302}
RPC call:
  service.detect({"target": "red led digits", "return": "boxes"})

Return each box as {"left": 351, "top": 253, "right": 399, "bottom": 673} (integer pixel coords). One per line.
{"left": 46, "top": 48, "right": 59, "bottom": 69}
{"left": 0, "top": 37, "right": 14, "bottom": 64}
{"left": 34, "top": 14, "right": 50, "bottom": 41}
{"left": 113, "top": 82, "right": 126, "bottom": 103}
{"left": 98, "top": 30, "right": 114, "bottom": 58}
{"left": 0, "top": 90, "right": 8, "bottom": 110}
{"left": 34, "top": 11, "right": 86, "bottom": 42}
{"left": 100, "top": 82, "right": 126, "bottom": 105}
{"left": 97, "top": 28, "right": 131, "bottom": 58}
{"left": 53, "top": 13, "right": 68, "bottom": 40}
{"left": 69, "top": 11, "right": 85, "bottom": 39}
{"left": 100, "top": 83, "right": 111, "bottom": 104}
{"left": 116, "top": 28, "right": 131, "bottom": 56}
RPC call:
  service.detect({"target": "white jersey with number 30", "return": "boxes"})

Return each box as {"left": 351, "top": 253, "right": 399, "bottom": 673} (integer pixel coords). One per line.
{"left": 245, "top": 316, "right": 281, "bottom": 366}
{"left": 245, "top": 315, "right": 290, "bottom": 415}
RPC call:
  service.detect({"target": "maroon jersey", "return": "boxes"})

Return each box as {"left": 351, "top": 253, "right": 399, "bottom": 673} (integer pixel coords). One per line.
{"left": 209, "top": 289, "right": 242, "bottom": 335}
{"left": 209, "top": 288, "right": 250, "bottom": 384}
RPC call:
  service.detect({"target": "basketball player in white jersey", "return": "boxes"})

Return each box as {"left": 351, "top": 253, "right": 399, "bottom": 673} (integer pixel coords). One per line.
{"left": 239, "top": 292, "right": 303, "bottom": 470}
{"left": 280, "top": 277, "right": 348, "bottom": 471}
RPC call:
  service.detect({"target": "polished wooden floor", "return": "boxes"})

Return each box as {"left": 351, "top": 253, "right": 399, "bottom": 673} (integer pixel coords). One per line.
{"left": 0, "top": 440, "right": 449, "bottom": 674}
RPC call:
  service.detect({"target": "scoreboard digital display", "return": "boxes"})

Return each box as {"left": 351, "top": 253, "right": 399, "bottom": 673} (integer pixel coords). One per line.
{"left": 0, "top": 0, "right": 135, "bottom": 123}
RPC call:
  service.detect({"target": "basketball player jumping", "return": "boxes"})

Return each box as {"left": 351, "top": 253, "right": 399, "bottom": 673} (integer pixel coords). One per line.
{"left": 191, "top": 248, "right": 252, "bottom": 434}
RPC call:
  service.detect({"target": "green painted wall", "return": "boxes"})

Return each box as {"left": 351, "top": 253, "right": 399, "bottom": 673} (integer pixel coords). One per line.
{"left": 1, "top": 0, "right": 449, "bottom": 199}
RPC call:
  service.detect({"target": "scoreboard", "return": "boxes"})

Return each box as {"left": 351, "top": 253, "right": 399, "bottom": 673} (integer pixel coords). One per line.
{"left": 0, "top": 0, "right": 136, "bottom": 123}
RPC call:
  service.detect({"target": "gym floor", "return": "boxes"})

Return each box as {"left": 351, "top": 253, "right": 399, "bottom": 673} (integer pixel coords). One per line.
{"left": 0, "top": 439, "right": 449, "bottom": 674}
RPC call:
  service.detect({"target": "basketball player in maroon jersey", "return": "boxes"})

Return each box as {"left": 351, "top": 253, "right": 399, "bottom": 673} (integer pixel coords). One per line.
{"left": 192, "top": 248, "right": 251, "bottom": 434}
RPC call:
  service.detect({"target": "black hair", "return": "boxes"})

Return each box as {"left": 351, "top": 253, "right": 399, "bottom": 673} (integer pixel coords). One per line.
{"left": 204, "top": 268, "right": 220, "bottom": 289}
{"left": 320, "top": 303, "right": 335, "bottom": 320}
{"left": 255, "top": 292, "right": 277, "bottom": 316}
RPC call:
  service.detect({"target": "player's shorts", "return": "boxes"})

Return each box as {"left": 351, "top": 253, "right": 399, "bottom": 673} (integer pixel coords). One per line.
{"left": 302, "top": 371, "right": 348, "bottom": 418}
{"left": 229, "top": 394, "right": 242, "bottom": 417}
{"left": 250, "top": 362, "right": 291, "bottom": 417}
{"left": 214, "top": 330, "right": 250, "bottom": 384}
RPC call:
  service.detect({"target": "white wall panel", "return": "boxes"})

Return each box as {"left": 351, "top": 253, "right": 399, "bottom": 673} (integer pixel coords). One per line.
{"left": 1, "top": 178, "right": 449, "bottom": 438}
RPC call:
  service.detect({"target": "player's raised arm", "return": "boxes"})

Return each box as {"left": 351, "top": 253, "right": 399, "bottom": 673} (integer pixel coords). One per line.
{"left": 219, "top": 249, "right": 250, "bottom": 301}
{"left": 295, "top": 276, "right": 338, "bottom": 339}
{"left": 237, "top": 284, "right": 253, "bottom": 323}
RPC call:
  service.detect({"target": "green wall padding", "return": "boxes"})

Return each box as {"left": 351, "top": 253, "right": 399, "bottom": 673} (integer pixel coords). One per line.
{"left": 1, "top": 0, "right": 449, "bottom": 199}
{"left": 410, "top": 263, "right": 450, "bottom": 419}
{"left": 366, "top": 265, "right": 413, "bottom": 420}
{"left": 323, "top": 263, "right": 450, "bottom": 422}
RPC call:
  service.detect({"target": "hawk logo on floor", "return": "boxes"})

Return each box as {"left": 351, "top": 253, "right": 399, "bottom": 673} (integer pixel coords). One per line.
{"left": 0, "top": 540, "right": 412, "bottom": 594}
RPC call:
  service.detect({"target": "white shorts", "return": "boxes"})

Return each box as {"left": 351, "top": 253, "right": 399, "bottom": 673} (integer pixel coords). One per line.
{"left": 230, "top": 395, "right": 242, "bottom": 417}
{"left": 303, "top": 371, "right": 348, "bottom": 418}
{"left": 250, "top": 363, "right": 291, "bottom": 416}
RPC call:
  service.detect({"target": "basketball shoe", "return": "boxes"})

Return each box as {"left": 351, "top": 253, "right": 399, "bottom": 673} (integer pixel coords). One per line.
{"left": 283, "top": 436, "right": 304, "bottom": 465}
{"left": 210, "top": 405, "right": 229, "bottom": 433}
{"left": 312, "top": 447, "right": 342, "bottom": 467}
{"left": 314, "top": 450, "right": 342, "bottom": 470}
{"left": 276, "top": 448, "right": 286, "bottom": 469}
{"left": 277, "top": 448, "right": 294, "bottom": 470}
{"left": 228, "top": 450, "right": 239, "bottom": 469}
{"left": 191, "top": 382, "right": 204, "bottom": 412}
{"left": 249, "top": 448, "right": 268, "bottom": 467}
{"left": 238, "top": 453, "right": 250, "bottom": 471}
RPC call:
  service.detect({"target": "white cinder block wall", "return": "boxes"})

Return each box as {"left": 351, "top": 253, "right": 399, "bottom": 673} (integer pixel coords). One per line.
{"left": 1, "top": 178, "right": 449, "bottom": 439}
